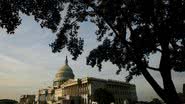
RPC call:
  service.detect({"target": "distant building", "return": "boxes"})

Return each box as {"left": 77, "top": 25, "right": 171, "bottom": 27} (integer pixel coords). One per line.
{"left": 23, "top": 56, "right": 137, "bottom": 104}
{"left": 19, "top": 95, "right": 35, "bottom": 104}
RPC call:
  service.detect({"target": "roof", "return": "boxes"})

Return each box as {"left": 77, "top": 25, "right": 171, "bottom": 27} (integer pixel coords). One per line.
{"left": 54, "top": 56, "right": 75, "bottom": 82}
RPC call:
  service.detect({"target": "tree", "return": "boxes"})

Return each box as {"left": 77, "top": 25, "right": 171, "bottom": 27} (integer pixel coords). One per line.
{"left": 0, "top": 0, "right": 62, "bottom": 34}
{"left": 93, "top": 88, "right": 115, "bottom": 104}
{"left": 0, "top": 99, "right": 18, "bottom": 104}
{"left": 150, "top": 98, "right": 162, "bottom": 104}
{"left": 1, "top": 0, "right": 185, "bottom": 104}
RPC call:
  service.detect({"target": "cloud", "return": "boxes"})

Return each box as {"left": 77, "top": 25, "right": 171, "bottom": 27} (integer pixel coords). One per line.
{"left": 0, "top": 53, "right": 29, "bottom": 73}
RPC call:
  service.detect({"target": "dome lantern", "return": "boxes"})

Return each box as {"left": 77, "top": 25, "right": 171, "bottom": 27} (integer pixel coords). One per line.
{"left": 65, "top": 56, "right": 68, "bottom": 65}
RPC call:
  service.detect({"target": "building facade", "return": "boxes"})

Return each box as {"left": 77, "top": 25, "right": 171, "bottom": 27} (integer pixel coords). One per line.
{"left": 19, "top": 95, "right": 35, "bottom": 104}
{"left": 58, "top": 77, "right": 137, "bottom": 104}
{"left": 34, "top": 56, "right": 137, "bottom": 104}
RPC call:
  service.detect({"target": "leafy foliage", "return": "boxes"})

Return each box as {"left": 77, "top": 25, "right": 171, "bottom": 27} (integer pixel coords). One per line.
{"left": 0, "top": 0, "right": 63, "bottom": 33}
{"left": 51, "top": 0, "right": 185, "bottom": 82}
{"left": 2, "top": 0, "right": 185, "bottom": 75}
{"left": 1, "top": 0, "right": 185, "bottom": 103}
{"left": 0, "top": 99, "right": 18, "bottom": 104}
{"left": 49, "top": 0, "right": 185, "bottom": 81}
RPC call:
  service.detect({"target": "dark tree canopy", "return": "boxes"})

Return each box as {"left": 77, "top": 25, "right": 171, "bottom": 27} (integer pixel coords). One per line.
{"left": 150, "top": 98, "right": 162, "bottom": 104}
{"left": 1, "top": 0, "right": 185, "bottom": 104}
{"left": 0, "top": 99, "right": 18, "bottom": 104}
{"left": 93, "top": 88, "right": 115, "bottom": 104}
{"left": 0, "top": 0, "right": 63, "bottom": 34}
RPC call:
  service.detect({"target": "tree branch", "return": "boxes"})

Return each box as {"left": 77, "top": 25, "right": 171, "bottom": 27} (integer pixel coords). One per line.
{"left": 156, "top": 48, "right": 162, "bottom": 53}
{"left": 147, "top": 66, "right": 160, "bottom": 71}
{"left": 91, "top": 7, "right": 120, "bottom": 37}
{"left": 83, "top": 1, "right": 129, "bottom": 42}
{"left": 136, "top": 60, "right": 167, "bottom": 102}
{"left": 133, "top": 52, "right": 167, "bottom": 101}
{"left": 82, "top": 1, "right": 119, "bottom": 38}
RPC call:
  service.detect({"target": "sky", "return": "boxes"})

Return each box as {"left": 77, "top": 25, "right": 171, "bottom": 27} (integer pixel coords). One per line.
{"left": 0, "top": 14, "right": 185, "bottom": 101}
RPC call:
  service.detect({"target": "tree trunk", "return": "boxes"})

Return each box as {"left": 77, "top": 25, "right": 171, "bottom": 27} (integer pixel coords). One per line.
{"left": 159, "top": 42, "right": 182, "bottom": 104}
{"left": 160, "top": 70, "right": 182, "bottom": 104}
{"left": 140, "top": 63, "right": 182, "bottom": 104}
{"left": 134, "top": 56, "right": 168, "bottom": 102}
{"left": 135, "top": 53, "right": 182, "bottom": 104}
{"left": 140, "top": 67, "right": 167, "bottom": 101}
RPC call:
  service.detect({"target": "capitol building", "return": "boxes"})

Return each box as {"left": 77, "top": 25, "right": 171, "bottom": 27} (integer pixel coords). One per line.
{"left": 20, "top": 57, "right": 137, "bottom": 104}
